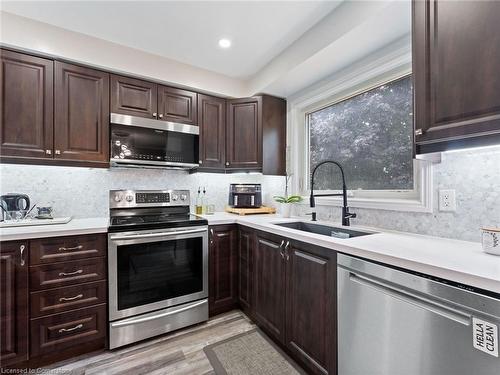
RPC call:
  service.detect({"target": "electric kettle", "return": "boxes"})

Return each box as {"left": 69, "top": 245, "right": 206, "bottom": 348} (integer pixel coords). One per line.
{"left": 1, "top": 193, "right": 31, "bottom": 220}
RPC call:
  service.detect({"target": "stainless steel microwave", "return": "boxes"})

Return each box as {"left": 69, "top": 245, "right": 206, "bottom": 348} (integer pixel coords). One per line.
{"left": 110, "top": 113, "right": 199, "bottom": 169}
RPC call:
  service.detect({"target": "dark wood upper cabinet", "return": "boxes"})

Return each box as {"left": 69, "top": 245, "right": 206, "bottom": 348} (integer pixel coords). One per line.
{"left": 253, "top": 232, "right": 286, "bottom": 344}
{"left": 198, "top": 94, "right": 226, "bottom": 169}
{"left": 54, "top": 62, "right": 109, "bottom": 164}
{"left": 158, "top": 86, "right": 197, "bottom": 125}
{"left": 226, "top": 97, "right": 262, "bottom": 170}
{"left": 226, "top": 95, "right": 286, "bottom": 174}
{"left": 111, "top": 75, "right": 158, "bottom": 119}
{"left": 208, "top": 225, "right": 238, "bottom": 316}
{"left": 413, "top": 0, "right": 500, "bottom": 153}
{"left": 0, "top": 241, "right": 29, "bottom": 368}
{"left": 261, "top": 95, "right": 287, "bottom": 175}
{"left": 286, "top": 241, "right": 337, "bottom": 375}
{"left": 0, "top": 49, "right": 53, "bottom": 161}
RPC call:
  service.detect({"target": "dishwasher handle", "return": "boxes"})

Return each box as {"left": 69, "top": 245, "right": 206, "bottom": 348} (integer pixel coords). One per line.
{"left": 349, "top": 272, "right": 472, "bottom": 326}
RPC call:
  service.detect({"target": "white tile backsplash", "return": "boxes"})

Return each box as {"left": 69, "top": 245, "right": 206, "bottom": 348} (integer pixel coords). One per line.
{"left": 0, "top": 165, "right": 286, "bottom": 219}
{"left": 1, "top": 145, "right": 499, "bottom": 242}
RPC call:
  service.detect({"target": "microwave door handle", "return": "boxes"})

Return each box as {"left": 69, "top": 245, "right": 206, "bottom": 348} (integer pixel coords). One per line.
{"left": 110, "top": 228, "right": 207, "bottom": 241}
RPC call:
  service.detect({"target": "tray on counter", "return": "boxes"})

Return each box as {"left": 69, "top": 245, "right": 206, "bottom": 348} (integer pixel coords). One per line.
{"left": 0, "top": 216, "right": 72, "bottom": 228}
{"left": 225, "top": 206, "right": 276, "bottom": 216}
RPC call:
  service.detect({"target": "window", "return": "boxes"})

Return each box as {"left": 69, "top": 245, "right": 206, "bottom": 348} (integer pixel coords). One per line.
{"left": 307, "top": 75, "right": 414, "bottom": 192}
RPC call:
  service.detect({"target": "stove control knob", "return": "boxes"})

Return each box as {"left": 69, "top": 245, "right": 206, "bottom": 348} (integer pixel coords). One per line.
{"left": 180, "top": 194, "right": 187, "bottom": 201}
{"left": 125, "top": 194, "right": 134, "bottom": 202}
{"left": 114, "top": 194, "right": 123, "bottom": 202}
{"left": 171, "top": 194, "right": 179, "bottom": 201}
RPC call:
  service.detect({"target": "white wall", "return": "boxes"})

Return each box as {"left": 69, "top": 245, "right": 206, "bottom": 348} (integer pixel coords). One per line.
{"left": 0, "top": 11, "right": 247, "bottom": 98}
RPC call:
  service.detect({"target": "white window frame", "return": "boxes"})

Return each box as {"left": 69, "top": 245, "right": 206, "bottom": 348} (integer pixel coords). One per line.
{"left": 287, "top": 43, "right": 433, "bottom": 213}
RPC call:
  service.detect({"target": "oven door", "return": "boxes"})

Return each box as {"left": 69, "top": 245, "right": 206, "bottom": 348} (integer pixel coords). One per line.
{"left": 108, "top": 226, "right": 208, "bottom": 321}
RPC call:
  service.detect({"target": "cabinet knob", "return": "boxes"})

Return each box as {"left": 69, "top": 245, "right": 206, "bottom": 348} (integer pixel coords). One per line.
{"left": 55, "top": 150, "right": 61, "bottom": 155}
{"left": 152, "top": 112, "right": 157, "bottom": 118}
{"left": 225, "top": 162, "right": 229, "bottom": 166}
{"left": 415, "top": 128, "right": 423, "bottom": 136}
{"left": 158, "top": 114, "right": 164, "bottom": 119}
{"left": 45, "top": 149, "right": 52, "bottom": 155}
{"left": 199, "top": 160, "right": 203, "bottom": 164}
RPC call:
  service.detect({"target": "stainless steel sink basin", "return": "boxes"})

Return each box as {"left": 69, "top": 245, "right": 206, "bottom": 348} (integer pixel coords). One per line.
{"left": 274, "top": 221, "right": 375, "bottom": 239}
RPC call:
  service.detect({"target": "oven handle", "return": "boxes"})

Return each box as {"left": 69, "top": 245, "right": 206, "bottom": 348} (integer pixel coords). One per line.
{"left": 109, "top": 227, "right": 207, "bottom": 241}
{"left": 110, "top": 299, "right": 207, "bottom": 328}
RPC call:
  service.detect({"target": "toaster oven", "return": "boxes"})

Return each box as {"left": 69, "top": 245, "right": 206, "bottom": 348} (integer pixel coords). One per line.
{"left": 228, "top": 184, "right": 262, "bottom": 208}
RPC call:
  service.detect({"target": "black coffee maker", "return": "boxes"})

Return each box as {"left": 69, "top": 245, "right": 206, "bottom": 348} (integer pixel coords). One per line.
{"left": 0, "top": 193, "right": 30, "bottom": 220}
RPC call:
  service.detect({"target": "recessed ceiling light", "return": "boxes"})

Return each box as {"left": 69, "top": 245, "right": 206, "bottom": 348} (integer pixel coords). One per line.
{"left": 218, "top": 38, "right": 231, "bottom": 49}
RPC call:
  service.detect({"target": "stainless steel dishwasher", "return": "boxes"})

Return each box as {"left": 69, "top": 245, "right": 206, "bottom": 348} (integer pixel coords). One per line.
{"left": 338, "top": 254, "right": 500, "bottom": 375}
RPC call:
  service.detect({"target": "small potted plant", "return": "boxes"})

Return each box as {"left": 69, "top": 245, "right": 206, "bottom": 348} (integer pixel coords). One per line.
{"left": 274, "top": 175, "right": 303, "bottom": 218}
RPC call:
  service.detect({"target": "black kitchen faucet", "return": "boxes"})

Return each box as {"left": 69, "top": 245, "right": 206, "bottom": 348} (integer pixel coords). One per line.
{"left": 309, "top": 160, "right": 356, "bottom": 226}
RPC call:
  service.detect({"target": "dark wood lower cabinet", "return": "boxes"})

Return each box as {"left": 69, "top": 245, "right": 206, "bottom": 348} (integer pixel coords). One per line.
{"left": 30, "top": 304, "right": 107, "bottom": 357}
{"left": 0, "top": 241, "right": 29, "bottom": 368}
{"left": 286, "top": 241, "right": 337, "bottom": 375}
{"left": 253, "top": 231, "right": 286, "bottom": 344}
{"left": 208, "top": 225, "right": 238, "bottom": 316}
{"left": 208, "top": 226, "right": 337, "bottom": 375}
{"left": 1, "top": 234, "right": 107, "bottom": 370}
{"left": 238, "top": 227, "right": 254, "bottom": 317}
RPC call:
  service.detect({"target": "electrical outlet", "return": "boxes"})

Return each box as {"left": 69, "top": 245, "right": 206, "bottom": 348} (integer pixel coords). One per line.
{"left": 439, "top": 189, "right": 456, "bottom": 211}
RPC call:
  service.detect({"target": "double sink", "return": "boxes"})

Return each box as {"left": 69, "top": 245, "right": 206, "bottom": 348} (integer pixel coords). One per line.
{"left": 274, "top": 221, "right": 375, "bottom": 239}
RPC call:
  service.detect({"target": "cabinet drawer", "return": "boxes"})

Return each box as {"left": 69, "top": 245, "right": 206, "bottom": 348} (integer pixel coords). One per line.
{"left": 30, "top": 258, "right": 106, "bottom": 290}
{"left": 30, "top": 304, "right": 106, "bottom": 357}
{"left": 30, "top": 234, "right": 106, "bottom": 265}
{"left": 30, "top": 281, "right": 107, "bottom": 318}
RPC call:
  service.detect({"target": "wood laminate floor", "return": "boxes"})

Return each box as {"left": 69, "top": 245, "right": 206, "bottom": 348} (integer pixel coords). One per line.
{"left": 45, "top": 310, "right": 256, "bottom": 375}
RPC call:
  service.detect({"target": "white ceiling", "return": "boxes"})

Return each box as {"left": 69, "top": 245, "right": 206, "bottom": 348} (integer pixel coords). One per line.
{"left": 0, "top": 0, "right": 341, "bottom": 79}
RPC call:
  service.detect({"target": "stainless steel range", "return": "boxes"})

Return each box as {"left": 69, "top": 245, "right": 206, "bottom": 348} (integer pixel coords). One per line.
{"left": 108, "top": 189, "right": 208, "bottom": 349}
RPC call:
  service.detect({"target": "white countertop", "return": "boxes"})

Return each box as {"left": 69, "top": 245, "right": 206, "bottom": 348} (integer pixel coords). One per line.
{"left": 0, "top": 217, "right": 109, "bottom": 241}
{"left": 201, "top": 212, "right": 500, "bottom": 294}
{"left": 1, "top": 211, "right": 498, "bottom": 294}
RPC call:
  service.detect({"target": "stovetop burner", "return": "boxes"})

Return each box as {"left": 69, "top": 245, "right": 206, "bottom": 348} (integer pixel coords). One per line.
{"left": 108, "top": 189, "right": 207, "bottom": 232}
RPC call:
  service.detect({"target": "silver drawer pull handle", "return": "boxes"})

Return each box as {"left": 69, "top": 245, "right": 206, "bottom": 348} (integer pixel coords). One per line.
{"left": 58, "top": 245, "right": 83, "bottom": 252}
{"left": 59, "top": 269, "right": 83, "bottom": 277}
{"left": 58, "top": 323, "right": 83, "bottom": 333}
{"left": 59, "top": 294, "right": 83, "bottom": 302}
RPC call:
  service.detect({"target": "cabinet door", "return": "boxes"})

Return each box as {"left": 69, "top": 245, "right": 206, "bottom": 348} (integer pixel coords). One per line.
{"left": 54, "top": 62, "right": 109, "bottom": 163}
{"left": 198, "top": 94, "right": 226, "bottom": 169}
{"left": 226, "top": 97, "right": 262, "bottom": 170}
{"left": 285, "top": 241, "right": 337, "bottom": 375}
{"left": 238, "top": 227, "right": 253, "bottom": 316}
{"left": 158, "top": 86, "right": 197, "bottom": 125}
{"left": 0, "top": 50, "right": 53, "bottom": 160}
{"left": 110, "top": 75, "right": 157, "bottom": 119}
{"left": 253, "top": 232, "right": 285, "bottom": 344}
{"left": 208, "top": 225, "right": 238, "bottom": 316}
{"left": 0, "top": 241, "right": 29, "bottom": 367}
{"left": 413, "top": 0, "right": 500, "bottom": 152}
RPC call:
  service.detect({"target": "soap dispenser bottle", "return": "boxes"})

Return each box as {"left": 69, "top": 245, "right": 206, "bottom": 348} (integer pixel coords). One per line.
{"left": 195, "top": 187, "right": 203, "bottom": 215}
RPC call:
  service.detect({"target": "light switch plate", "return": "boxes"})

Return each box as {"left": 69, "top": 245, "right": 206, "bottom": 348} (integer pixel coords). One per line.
{"left": 439, "top": 189, "right": 456, "bottom": 211}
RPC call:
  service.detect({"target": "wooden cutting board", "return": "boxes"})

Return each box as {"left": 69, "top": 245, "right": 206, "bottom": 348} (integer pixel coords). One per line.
{"left": 225, "top": 206, "right": 276, "bottom": 216}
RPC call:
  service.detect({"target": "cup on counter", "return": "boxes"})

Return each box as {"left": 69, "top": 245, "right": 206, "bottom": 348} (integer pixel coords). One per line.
{"left": 481, "top": 227, "right": 500, "bottom": 255}
{"left": 36, "top": 206, "right": 53, "bottom": 219}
